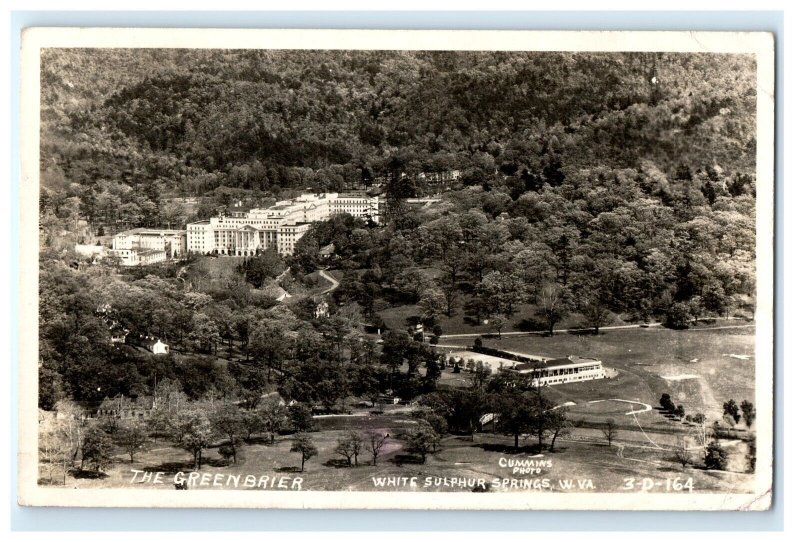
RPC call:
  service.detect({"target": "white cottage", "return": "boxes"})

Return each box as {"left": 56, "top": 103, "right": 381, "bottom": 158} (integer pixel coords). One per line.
{"left": 147, "top": 339, "right": 170, "bottom": 355}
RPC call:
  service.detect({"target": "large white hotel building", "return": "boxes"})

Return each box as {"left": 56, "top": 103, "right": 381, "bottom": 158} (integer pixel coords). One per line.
{"left": 187, "top": 192, "right": 382, "bottom": 256}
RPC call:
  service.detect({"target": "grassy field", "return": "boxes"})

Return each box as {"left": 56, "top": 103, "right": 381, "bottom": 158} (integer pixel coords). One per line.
{"left": 40, "top": 323, "right": 756, "bottom": 494}
{"left": 50, "top": 420, "right": 753, "bottom": 494}
{"left": 440, "top": 325, "right": 755, "bottom": 425}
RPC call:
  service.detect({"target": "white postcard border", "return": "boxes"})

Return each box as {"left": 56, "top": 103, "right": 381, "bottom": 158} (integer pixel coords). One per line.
{"left": 17, "top": 28, "right": 775, "bottom": 511}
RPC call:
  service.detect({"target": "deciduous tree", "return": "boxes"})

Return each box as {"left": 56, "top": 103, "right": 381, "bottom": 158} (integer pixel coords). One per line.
{"left": 740, "top": 400, "right": 756, "bottom": 429}
{"left": 210, "top": 403, "right": 245, "bottom": 464}
{"left": 470, "top": 361, "right": 492, "bottom": 390}
{"left": 536, "top": 283, "right": 568, "bottom": 336}
{"left": 581, "top": 295, "right": 612, "bottom": 334}
{"left": 704, "top": 440, "right": 729, "bottom": 471}
{"left": 38, "top": 413, "right": 74, "bottom": 485}
{"left": 259, "top": 395, "right": 289, "bottom": 443}
{"left": 405, "top": 420, "right": 440, "bottom": 463}
{"left": 174, "top": 407, "right": 216, "bottom": 470}
{"left": 674, "top": 435, "right": 692, "bottom": 468}
{"left": 418, "top": 287, "right": 447, "bottom": 323}
{"left": 548, "top": 407, "right": 572, "bottom": 452}
{"left": 115, "top": 420, "right": 149, "bottom": 463}
{"left": 601, "top": 418, "right": 618, "bottom": 446}
{"left": 723, "top": 399, "right": 741, "bottom": 426}
{"left": 288, "top": 403, "right": 314, "bottom": 433}
{"left": 81, "top": 426, "right": 114, "bottom": 473}
{"left": 366, "top": 430, "right": 390, "bottom": 466}
{"left": 492, "top": 392, "right": 536, "bottom": 450}
{"left": 250, "top": 320, "right": 291, "bottom": 381}
{"left": 334, "top": 431, "right": 364, "bottom": 466}
{"left": 290, "top": 434, "right": 318, "bottom": 472}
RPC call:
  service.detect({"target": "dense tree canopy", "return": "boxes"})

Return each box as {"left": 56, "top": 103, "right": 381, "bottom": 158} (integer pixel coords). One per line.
{"left": 40, "top": 50, "right": 755, "bottom": 233}
{"left": 39, "top": 49, "right": 758, "bottom": 416}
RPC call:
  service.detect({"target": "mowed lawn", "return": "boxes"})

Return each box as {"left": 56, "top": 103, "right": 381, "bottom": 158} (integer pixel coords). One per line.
{"left": 45, "top": 326, "right": 756, "bottom": 494}
{"left": 378, "top": 302, "right": 622, "bottom": 337}
{"left": 57, "top": 424, "right": 753, "bottom": 494}
{"left": 440, "top": 326, "right": 756, "bottom": 424}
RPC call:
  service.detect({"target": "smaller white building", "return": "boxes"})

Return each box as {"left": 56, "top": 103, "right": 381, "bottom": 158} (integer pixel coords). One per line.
{"left": 109, "top": 248, "right": 168, "bottom": 266}
{"left": 110, "top": 328, "right": 129, "bottom": 344}
{"left": 127, "top": 334, "right": 170, "bottom": 355}
{"left": 110, "top": 228, "right": 186, "bottom": 266}
{"left": 148, "top": 339, "right": 170, "bottom": 355}
{"left": 314, "top": 300, "right": 330, "bottom": 318}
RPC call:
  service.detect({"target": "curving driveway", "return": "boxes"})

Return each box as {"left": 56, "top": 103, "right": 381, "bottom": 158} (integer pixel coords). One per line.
{"left": 318, "top": 269, "right": 340, "bottom": 294}
{"left": 586, "top": 398, "right": 653, "bottom": 415}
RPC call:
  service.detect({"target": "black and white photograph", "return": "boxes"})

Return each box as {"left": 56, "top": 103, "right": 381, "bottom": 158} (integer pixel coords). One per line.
{"left": 17, "top": 29, "right": 775, "bottom": 510}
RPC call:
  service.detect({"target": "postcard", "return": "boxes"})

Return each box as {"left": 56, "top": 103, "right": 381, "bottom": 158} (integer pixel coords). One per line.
{"left": 18, "top": 28, "right": 774, "bottom": 510}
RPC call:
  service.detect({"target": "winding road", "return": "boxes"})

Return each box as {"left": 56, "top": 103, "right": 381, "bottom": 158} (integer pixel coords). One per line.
{"left": 438, "top": 323, "right": 662, "bottom": 339}
{"left": 318, "top": 269, "right": 340, "bottom": 294}
{"left": 437, "top": 320, "right": 753, "bottom": 340}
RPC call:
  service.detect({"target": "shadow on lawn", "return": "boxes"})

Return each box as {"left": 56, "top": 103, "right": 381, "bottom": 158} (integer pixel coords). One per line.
{"left": 142, "top": 456, "right": 229, "bottom": 473}
{"left": 566, "top": 328, "right": 597, "bottom": 336}
{"left": 323, "top": 458, "right": 354, "bottom": 469}
{"left": 71, "top": 469, "right": 108, "bottom": 480}
{"left": 275, "top": 466, "right": 301, "bottom": 473}
{"left": 143, "top": 461, "right": 195, "bottom": 474}
{"left": 478, "top": 443, "right": 545, "bottom": 455}
{"left": 390, "top": 453, "right": 425, "bottom": 466}
{"left": 657, "top": 465, "right": 689, "bottom": 473}
{"left": 244, "top": 435, "right": 278, "bottom": 446}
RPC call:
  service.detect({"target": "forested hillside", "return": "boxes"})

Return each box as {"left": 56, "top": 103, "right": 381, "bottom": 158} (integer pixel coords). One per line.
{"left": 38, "top": 49, "right": 758, "bottom": 411}
{"left": 40, "top": 50, "right": 756, "bottom": 228}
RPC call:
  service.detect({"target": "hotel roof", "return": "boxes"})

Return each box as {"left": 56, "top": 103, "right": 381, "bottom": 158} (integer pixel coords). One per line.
{"left": 512, "top": 356, "right": 602, "bottom": 371}
{"left": 118, "top": 228, "right": 186, "bottom": 236}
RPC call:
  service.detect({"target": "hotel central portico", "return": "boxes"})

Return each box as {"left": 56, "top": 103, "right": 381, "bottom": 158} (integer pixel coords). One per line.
{"left": 216, "top": 225, "right": 273, "bottom": 257}
{"left": 187, "top": 192, "right": 381, "bottom": 256}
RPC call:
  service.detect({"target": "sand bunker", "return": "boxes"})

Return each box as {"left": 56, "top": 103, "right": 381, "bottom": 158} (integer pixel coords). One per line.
{"left": 661, "top": 374, "right": 700, "bottom": 381}
{"left": 725, "top": 354, "right": 751, "bottom": 360}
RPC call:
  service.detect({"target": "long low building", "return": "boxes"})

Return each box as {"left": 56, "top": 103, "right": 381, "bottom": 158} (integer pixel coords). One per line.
{"left": 187, "top": 192, "right": 383, "bottom": 256}
{"left": 450, "top": 348, "right": 606, "bottom": 386}
{"left": 110, "top": 247, "right": 168, "bottom": 266}
{"left": 509, "top": 355, "right": 606, "bottom": 386}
